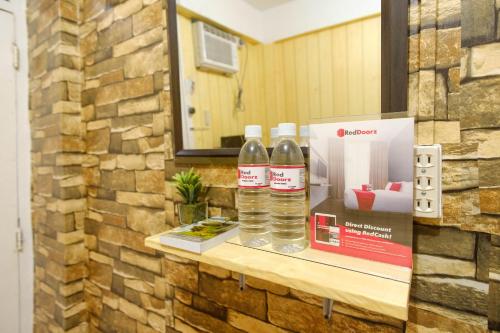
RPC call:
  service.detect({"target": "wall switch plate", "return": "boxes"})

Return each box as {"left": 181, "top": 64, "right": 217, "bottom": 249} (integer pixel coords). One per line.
{"left": 414, "top": 144, "right": 442, "bottom": 218}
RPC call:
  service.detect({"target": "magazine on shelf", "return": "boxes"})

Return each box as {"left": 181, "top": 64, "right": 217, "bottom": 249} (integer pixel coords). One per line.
{"left": 159, "top": 219, "right": 239, "bottom": 253}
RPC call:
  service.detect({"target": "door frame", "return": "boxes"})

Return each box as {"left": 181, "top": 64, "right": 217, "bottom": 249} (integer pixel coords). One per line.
{"left": 0, "top": 1, "right": 33, "bottom": 332}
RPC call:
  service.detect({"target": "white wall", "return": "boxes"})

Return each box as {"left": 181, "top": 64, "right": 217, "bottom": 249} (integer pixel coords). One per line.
{"left": 0, "top": 1, "right": 32, "bottom": 332}
{"left": 176, "top": 0, "right": 267, "bottom": 41}
{"left": 177, "top": 0, "right": 381, "bottom": 43}
{"left": 262, "top": 0, "right": 381, "bottom": 42}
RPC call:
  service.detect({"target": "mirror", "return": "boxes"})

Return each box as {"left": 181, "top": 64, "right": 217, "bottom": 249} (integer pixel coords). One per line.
{"left": 167, "top": 0, "right": 408, "bottom": 156}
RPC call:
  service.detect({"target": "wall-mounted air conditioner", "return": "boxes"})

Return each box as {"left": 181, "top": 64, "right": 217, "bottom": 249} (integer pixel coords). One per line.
{"left": 192, "top": 21, "right": 239, "bottom": 74}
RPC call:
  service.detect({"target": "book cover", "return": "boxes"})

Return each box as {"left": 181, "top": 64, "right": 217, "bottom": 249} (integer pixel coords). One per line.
{"left": 160, "top": 220, "right": 239, "bottom": 253}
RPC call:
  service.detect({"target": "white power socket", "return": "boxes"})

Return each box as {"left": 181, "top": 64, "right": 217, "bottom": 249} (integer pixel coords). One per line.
{"left": 414, "top": 145, "right": 442, "bottom": 218}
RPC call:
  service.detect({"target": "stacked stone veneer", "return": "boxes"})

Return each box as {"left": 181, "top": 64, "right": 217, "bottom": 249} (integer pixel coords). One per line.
{"left": 28, "top": 0, "right": 499, "bottom": 332}
{"left": 80, "top": 0, "right": 172, "bottom": 332}
{"left": 28, "top": 0, "right": 88, "bottom": 332}
{"left": 407, "top": 0, "right": 500, "bottom": 331}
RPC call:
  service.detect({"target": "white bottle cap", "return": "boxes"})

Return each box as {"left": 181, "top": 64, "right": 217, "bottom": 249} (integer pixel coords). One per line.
{"left": 278, "top": 123, "right": 296, "bottom": 137}
{"left": 245, "top": 125, "right": 262, "bottom": 138}
{"left": 270, "top": 127, "right": 279, "bottom": 138}
{"left": 300, "top": 125, "right": 310, "bottom": 138}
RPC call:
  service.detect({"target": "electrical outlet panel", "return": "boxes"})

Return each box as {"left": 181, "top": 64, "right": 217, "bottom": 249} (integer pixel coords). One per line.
{"left": 414, "top": 145, "right": 442, "bottom": 218}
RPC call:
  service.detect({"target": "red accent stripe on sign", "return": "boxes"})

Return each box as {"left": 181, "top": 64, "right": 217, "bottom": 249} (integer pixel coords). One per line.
{"left": 309, "top": 215, "right": 413, "bottom": 268}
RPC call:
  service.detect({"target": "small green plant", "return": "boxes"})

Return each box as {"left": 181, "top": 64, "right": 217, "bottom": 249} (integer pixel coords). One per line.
{"left": 172, "top": 168, "right": 204, "bottom": 205}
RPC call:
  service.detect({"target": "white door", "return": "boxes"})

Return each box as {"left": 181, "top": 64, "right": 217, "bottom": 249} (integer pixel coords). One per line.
{"left": 0, "top": 8, "right": 21, "bottom": 333}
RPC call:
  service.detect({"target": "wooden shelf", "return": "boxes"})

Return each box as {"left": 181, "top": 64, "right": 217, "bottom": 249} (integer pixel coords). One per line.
{"left": 145, "top": 234, "right": 412, "bottom": 321}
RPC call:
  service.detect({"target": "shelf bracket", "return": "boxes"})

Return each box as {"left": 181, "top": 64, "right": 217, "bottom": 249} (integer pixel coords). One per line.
{"left": 239, "top": 274, "right": 246, "bottom": 290}
{"left": 323, "top": 298, "right": 333, "bottom": 319}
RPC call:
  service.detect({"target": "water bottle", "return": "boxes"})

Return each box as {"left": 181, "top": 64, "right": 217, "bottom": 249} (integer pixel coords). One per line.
{"left": 299, "top": 125, "right": 310, "bottom": 148}
{"left": 270, "top": 127, "right": 279, "bottom": 147}
{"left": 238, "top": 125, "right": 271, "bottom": 247}
{"left": 270, "top": 123, "right": 306, "bottom": 253}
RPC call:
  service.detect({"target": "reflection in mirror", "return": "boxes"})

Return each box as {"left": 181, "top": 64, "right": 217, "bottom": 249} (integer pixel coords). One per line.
{"left": 176, "top": 0, "right": 381, "bottom": 149}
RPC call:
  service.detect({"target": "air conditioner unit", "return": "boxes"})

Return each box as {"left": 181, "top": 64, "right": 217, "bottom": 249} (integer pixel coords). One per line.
{"left": 192, "top": 21, "right": 239, "bottom": 74}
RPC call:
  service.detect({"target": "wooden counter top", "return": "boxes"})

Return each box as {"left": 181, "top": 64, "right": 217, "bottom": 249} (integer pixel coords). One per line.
{"left": 145, "top": 234, "right": 412, "bottom": 320}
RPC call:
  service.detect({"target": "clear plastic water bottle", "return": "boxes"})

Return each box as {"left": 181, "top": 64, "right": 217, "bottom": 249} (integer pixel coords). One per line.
{"left": 270, "top": 127, "right": 279, "bottom": 147}
{"left": 238, "top": 125, "right": 271, "bottom": 247}
{"left": 270, "top": 123, "right": 306, "bottom": 253}
{"left": 299, "top": 125, "right": 310, "bottom": 147}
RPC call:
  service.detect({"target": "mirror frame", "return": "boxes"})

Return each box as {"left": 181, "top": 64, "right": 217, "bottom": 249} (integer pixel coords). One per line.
{"left": 166, "top": 0, "right": 408, "bottom": 158}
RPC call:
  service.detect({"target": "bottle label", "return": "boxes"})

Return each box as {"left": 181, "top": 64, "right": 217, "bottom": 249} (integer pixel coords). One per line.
{"left": 270, "top": 166, "right": 305, "bottom": 191}
{"left": 238, "top": 165, "right": 270, "bottom": 188}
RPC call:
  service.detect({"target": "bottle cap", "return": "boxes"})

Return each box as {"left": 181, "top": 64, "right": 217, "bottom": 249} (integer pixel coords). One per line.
{"left": 300, "top": 125, "right": 310, "bottom": 138}
{"left": 245, "top": 125, "right": 262, "bottom": 138}
{"left": 278, "top": 123, "right": 296, "bottom": 137}
{"left": 270, "top": 127, "right": 279, "bottom": 138}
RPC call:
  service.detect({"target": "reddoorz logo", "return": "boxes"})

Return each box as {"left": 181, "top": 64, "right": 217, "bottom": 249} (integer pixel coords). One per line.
{"left": 337, "top": 128, "right": 377, "bottom": 137}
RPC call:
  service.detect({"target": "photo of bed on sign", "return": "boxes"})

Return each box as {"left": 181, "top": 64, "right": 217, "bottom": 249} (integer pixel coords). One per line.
{"left": 309, "top": 118, "right": 414, "bottom": 268}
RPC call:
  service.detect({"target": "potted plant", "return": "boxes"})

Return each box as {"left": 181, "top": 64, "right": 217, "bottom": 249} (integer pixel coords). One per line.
{"left": 173, "top": 168, "right": 207, "bottom": 225}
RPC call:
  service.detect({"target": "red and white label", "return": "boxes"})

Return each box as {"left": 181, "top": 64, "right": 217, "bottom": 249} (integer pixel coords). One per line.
{"left": 270, "top": 166, "right": 305, "bottom": 192}
{"left": 238, "top": 165, "right": 270, "bottom": 188}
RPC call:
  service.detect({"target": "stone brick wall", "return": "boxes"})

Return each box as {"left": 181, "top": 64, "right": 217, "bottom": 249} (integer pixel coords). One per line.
{"left": 80, "top": 0, "right": 172, "bottom": 332}
{"left": 28, "top": 0, "right": 88, "bottom": 332}
{"left": 407, "top": 0, "right": 500, "bottom": 331}
{"left": 27, "top": 0, "right": 499, "bottom": 332}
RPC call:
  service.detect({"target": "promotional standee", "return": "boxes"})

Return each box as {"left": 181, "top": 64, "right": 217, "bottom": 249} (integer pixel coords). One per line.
{"left": 309, "top": 118, "right": 414, "bottom": 267}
